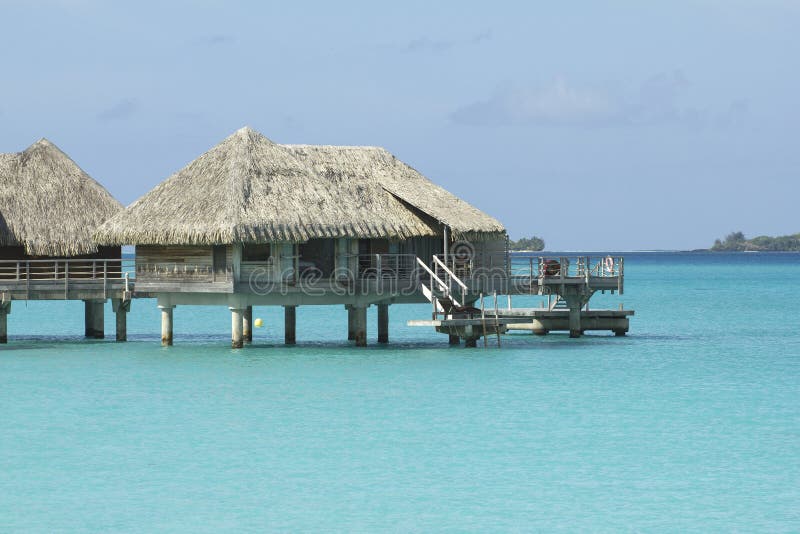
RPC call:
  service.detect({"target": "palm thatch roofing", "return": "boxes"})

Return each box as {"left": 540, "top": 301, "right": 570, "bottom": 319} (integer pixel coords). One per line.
{"left": 94, "top": 127, "right": 505, "bottom": 246}
{"left": 0, "top": 139, "right": 123, "bottom": 256}
{"left": 283, "top": 144, "right": 505, "bottom": 241}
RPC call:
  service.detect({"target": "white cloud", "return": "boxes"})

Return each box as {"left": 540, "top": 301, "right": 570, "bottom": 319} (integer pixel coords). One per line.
{"left": 510, "top": 78, "right": 617, "bottom": 124}
{"left": 450, "top": 78, "right": 618, "bottom": 126}
{"left": 451, "top": 71, "right": 745, "bottom": 129}
{"left": 96, "top": 98, "right": 139, "bottom": 121}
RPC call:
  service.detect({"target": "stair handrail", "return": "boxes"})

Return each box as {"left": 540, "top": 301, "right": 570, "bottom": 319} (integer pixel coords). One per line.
{"left": 431, "top": 256, "right": 468, "bottom": 291}
{"left": 431, "top": 255, "right": 468, "bottom": 304}
{"left": 420, "top": 282, "right": 445, "bottom": 315}
{"left": 415, "top": 257, "right": 460, "bottom": 307}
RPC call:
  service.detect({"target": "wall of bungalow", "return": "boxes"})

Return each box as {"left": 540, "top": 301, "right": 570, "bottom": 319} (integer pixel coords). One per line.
{"left": 135, "top": 232, "right": 507, "bottom": 287}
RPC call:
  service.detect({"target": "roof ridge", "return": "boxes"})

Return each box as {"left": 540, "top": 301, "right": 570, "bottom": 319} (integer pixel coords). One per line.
{"left": 280, "top": 143, "right": 386, "bottom": 150}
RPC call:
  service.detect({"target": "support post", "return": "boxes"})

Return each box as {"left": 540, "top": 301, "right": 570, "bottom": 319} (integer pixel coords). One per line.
{"left": 284, "top": 305, "right": 296, "bottom": 345}
{"left": 159, "top": 305, "right": 174, "bottom": 346}
{"left": 377, "top": 304, "right": 389, "bottom": 344}
{"left": 231, "top": 307, "right": 244, "bottom": 349}
{"left": 94, "top": 300, "right": 105, "bottom": 339}
{"left": 116, "top": 309, "right": 126, "bottom": 342}
{"left": 567, "top": 299, "right": 582, "bottom": 338}
{"left": 347, "top": 306, "right": 355, "bottom": 341}
{"left": 448, "top": 334, "right": 460, "bottom": 345}
{"left": 443, "top": 225, "right": 449, "bottom": 265}
{"left": 112, "top": 298, "right": 130, "bottom": 342}
{"left": 353, "top": 305, "right": 367, "bottom": 347}
{"left": 84, "top": 300, "right": 94, "bottom": 338}
{"left": 0, "top": 301, "right": 10, "bottom": 344}
{"left": 243, "top": 306, "right": 253, "bottom": 343}
{"left": 84, "top": 300, "right": 104, "bottom": 339}
{"left": 465, "top": 338, "right": 477, "bottom": 348}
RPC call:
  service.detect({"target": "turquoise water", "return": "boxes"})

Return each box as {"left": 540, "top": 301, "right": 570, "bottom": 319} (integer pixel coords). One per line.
{"left": 1, "top": 253, "right": 798, "bottom": 532}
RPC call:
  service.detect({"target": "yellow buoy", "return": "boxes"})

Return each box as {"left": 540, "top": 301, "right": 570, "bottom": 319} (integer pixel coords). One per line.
{"left": 254, "top": 318, "right": 264, "bottom": 328}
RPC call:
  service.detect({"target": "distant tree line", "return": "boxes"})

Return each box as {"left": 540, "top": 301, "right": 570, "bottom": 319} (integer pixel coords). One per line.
{"left": 509, "top": 236, "right": 545, "bottom": 251}
{"left": 711, "top": 231, "right": 800, "bottom": 251}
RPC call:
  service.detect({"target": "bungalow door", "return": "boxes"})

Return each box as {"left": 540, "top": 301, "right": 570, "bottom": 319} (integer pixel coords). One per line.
{"left": 213, "top": 245, "right": 227, "bottom": 282}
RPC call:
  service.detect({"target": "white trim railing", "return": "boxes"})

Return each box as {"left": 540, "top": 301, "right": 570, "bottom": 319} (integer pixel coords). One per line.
{"left": 351, "top": 254, "right": 419, "bottom": 281}
{"left": 0, "top": 258, "right": 134, "bottom": 281}
{"left": 0, "top": 258, "right": 134, "bottom": 299}
{"left": 432, "top": 255, "right": 468, "bottom": 306}
{"left": 434, "top": 253, "right": 624, "bottom": 279}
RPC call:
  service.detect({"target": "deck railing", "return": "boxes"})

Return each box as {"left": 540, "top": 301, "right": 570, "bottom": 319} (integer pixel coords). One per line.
{"left": 0, "top": 254, "right": 622, "bottom": 296}
{"left": 434, "top": 252, "right": 510, "bottom": 279}
{"left": 0, "top": 258, "right": 134, "bottom": 281}
{"left": 349, "top": 254, "right": 419, "bottom": 281}
{"left": 532, "top": 256, "right": 623, "bottom": 279}
{"left": 0, "top": 258, "right": 134, "bottom": 298}
{"left": 434, "top": 253, "right": 624, "bottom": 279}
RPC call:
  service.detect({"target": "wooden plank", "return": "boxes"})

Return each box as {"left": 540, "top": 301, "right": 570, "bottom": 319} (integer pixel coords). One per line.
{"left": 136, "top": 245, "right": 214, "bottom": 265}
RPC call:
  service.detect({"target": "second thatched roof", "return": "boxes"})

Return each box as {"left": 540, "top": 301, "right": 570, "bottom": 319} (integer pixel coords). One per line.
{"left": 95, "top": 127, "right": 505, "bottom": 246}
{"left": 0, "top": 139, "right": 123, "bottom": 256}
{"left": 284, "top": 144, "right": 505, "bottom": 241}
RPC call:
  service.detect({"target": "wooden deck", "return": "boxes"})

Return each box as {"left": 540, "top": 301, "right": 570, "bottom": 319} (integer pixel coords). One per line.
{"left": 411, "top": 255, "right": 629, "bottom": 344}
{"left": 0, "top": 258, "right": 136, "bottom": 342}
{"left": 0, "top": 253, "right": 632, "bottom": 347}
{"left": 408, "top": 308, "right": 634, "bottom": 341}
{"left": 0, "top": 259, "right": 134, "bottom": 301}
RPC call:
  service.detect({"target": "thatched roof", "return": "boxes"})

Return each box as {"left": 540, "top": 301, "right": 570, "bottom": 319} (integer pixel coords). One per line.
{"left": 0, "top": 139, "right": 123, "bottom": 256}
{"left": 284, "top": 144, "right": 505, "bottom": 240}
{"left": 95, "top": 127, "right": 505, "bottom": 246}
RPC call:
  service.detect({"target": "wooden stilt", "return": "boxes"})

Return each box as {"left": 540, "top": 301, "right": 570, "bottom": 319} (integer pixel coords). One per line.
{"left": 347, "top": 306, "right": 355, "bottom": 341}
{"left": 159, "top": 305, "right": 174, "bottom": 346}
{"left": 84, "top": 300, "right": 94, "bottom": 338}
{"left": 353, "top": 306, "right": 367, "bottom": 347}
{"left": 284, "top": 305, "right": 296, "bottom": 345}
{"left": 0, "top": 301, "right": 10, "bottom": 344}
{"left": 115, "top": 309, "right": 126, "bottom": 342}
{"left": 243, "top": 306, "right": 253, "bottom": 343}
{"left": 231, "top": 307, "right": 244, "bottom": 349}
{"left": 568, "top": 301, "right": 582, "bottom": 338}
{"left": 377, "top": 304, "right": 389, "bottom": 343}
{"left": 112, "top": 298, "right": 129, "bottom": 342}
{"left": 90, "top": 300, "right": 104, "bottom": 339}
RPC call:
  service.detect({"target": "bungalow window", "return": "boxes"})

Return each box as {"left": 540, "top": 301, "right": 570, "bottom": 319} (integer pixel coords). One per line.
{"left": 242, "top": 244, "right": 271, "bottom": 262}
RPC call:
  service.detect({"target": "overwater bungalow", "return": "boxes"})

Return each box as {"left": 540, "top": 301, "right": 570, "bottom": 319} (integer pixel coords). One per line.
{"left": 0, "top": 139, "right": 124, "bottom": 341}
{"left": 94, "top": 127, "right": 509, "bottom": 346}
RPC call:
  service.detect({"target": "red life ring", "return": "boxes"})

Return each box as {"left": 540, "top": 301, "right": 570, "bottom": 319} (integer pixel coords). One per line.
{"left": 543, "top": 259, "right": 560, "bottom": 277}
{"left": 604, "top": 256, "right": 614, "bottom": 273}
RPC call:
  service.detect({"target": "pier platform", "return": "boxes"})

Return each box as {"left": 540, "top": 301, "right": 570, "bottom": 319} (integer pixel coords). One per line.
{"left": 0, "top": 253, "right": 633, "bottom": 347}
{"left": 0, "top": 258, "right": 134, "bottom": 341}
{"left": 499, "top": 307, "right": 633, "bottom": 335}
{"left": 408, "top": 308, "right": 633, "bottom": 345}
{"left": 409, "top": 255, "right": 632, "bottom": 346}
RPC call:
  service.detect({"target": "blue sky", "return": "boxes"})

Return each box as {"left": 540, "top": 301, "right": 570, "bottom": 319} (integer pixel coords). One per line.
{"left": 1, "top": 0, "right": 797, "bottom": 250}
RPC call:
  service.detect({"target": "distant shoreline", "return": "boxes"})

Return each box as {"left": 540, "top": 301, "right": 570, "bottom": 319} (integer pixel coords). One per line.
{"left": 710, "top": 232, "right": 800, "bottom": 252}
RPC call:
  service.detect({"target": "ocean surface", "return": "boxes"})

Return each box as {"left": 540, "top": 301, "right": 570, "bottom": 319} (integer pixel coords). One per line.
{"left": 1, "top": 252, "right": 798, "bottom": 532}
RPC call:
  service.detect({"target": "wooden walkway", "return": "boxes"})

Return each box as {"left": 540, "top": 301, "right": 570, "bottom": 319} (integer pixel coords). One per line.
{"left": 0, "top": 254, "right": 632, "bottom": 347}
{"left": 411, "top": 255, "right": 631, "bottom": 345}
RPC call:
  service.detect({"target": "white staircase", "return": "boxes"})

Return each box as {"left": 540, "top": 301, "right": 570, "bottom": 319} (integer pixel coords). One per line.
{"left": 416, "top": 256, "right": 470, "bottom": 315}
{"left": 549, "top": 295, "right": 569, "bottom": 311}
